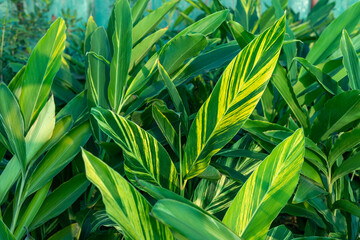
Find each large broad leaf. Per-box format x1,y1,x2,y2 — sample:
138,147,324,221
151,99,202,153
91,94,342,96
182,15,285,179
82,149,174,240
108,0,132,113
223,129,305,239
91,107,179,192
340,29,360,90
0,83,26,173
152,199,241,240
19,18,66,129
310,90,360,142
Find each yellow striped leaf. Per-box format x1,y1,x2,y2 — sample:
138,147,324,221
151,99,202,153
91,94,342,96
91,107,179,192
82,149,174,240
182,15,286,180
223,129,305,240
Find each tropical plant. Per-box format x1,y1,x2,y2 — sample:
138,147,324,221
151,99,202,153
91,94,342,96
1,0,360,239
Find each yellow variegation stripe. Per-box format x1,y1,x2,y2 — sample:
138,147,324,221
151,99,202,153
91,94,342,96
91,107,179,192
82,149,174,240
182,15,286,180
223,129,305,240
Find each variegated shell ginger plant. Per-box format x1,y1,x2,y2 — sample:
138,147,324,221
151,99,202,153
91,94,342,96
81,12,306,240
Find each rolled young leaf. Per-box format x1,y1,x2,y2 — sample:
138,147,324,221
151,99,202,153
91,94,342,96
82,149,174,240
182,15,286,179
223,129,305,239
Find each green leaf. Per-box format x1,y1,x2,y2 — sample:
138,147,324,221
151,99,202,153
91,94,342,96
131,0,150,24
108,0,132,113
157,61,189,132
182,15,286,179
129,28,167,71
8,65,26,99
30,174,90,230
82,149,174,240
265,225,293,240
56,90,87,123
293,176,327,203
14,180,52,240
303,1,360,66
91,107,179,192
340,29,360,90
47,223,80,240
332,151,360,184
19,18,66,129
310,90,360,142
124,10,230,110
0,116,73,205
152,105,179,156
328,128,360,167
228,20,255,49
332,200,360,218
0,83,26,173
132,0,178,45
25,95,55,164
196,165,221,181
159,33,208,75
87,27,110,109
23,121,91,197
152,199,241,240
84,16,97,54
0,218,15,240
296,1,360,92
223,129,305,239
296,57,342,95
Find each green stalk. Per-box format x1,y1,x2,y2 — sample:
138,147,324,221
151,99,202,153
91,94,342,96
10,172,26,233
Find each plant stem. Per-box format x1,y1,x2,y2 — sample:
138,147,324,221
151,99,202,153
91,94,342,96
10,172,26,233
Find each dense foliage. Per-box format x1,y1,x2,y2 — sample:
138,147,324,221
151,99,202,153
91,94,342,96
1,0,360,239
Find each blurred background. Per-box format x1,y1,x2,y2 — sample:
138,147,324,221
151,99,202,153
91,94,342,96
0,0,358,84
0,0,358,26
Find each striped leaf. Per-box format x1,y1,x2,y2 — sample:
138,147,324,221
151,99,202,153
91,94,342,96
223,129,305,240
19,18,66,130
108,0,132,113
91,107,179,192
182,15,286,180
82,149,174,240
